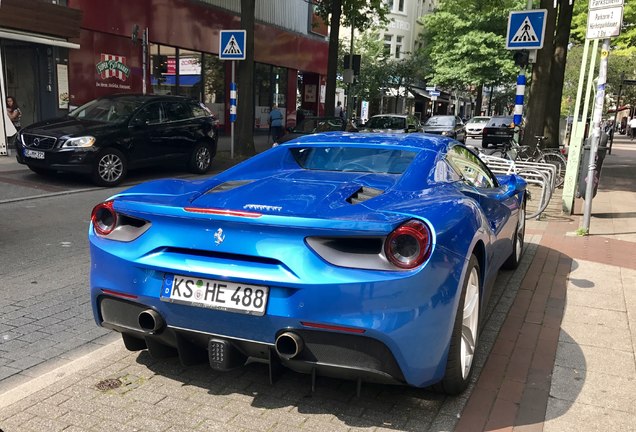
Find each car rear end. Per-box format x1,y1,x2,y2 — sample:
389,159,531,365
88,146,467,388
482,116,515,148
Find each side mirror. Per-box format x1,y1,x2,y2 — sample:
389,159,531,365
497,174,525,198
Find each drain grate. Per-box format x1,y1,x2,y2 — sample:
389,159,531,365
95,378,123,391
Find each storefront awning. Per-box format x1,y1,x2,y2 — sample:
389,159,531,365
410,87,450,103
0,28,80,49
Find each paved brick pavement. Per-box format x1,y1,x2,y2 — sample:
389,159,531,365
0,136,634,432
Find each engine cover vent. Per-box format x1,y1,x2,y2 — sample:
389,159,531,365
206,180,254,194
347,187,384,205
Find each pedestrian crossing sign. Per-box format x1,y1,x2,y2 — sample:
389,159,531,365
506,9,547,50
219,30,246,60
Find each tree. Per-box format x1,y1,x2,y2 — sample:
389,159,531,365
522,0,558,147
418,0,523,114
236,0,256,157
314,0,389,116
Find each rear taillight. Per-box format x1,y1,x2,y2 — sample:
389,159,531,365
384,220,433,269
91,201,117,235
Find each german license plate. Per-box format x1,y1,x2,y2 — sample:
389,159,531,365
24,149,45,159
160,274,268,316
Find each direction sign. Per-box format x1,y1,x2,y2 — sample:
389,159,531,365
429,90,441,97
506,9,548,50
589,0,623,9
586,5,623,39
219,30,246,60
425,86,436,91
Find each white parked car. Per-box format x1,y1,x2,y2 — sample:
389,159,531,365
465,116,491,138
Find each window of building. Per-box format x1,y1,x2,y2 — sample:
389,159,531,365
398,0,405,12
254,63,288,130
176,49,202,100
384,34,393,57
396,36,403,59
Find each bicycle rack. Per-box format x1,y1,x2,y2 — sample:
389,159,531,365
479,154,558,220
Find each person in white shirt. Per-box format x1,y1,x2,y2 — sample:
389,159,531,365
628,116,636,140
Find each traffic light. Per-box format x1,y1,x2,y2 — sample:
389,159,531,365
513,50,529,67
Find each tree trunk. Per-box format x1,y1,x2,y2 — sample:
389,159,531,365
236,0,256,157
475,84,483,116
522,0,557,148
544,0,575,148
487,84,494,115
324,0,342,117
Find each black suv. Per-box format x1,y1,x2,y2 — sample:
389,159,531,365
15,94,218,186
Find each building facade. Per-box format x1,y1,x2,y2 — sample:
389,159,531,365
0,0,81,155
1,0,329,155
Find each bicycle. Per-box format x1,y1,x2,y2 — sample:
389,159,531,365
488,136,567,188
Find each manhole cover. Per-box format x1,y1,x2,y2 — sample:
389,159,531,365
95,378,123,391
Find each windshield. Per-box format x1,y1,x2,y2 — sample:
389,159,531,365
425,116,455,126
468,117,490,124
69,98,144,123
290,147,416,174
365,116,406,130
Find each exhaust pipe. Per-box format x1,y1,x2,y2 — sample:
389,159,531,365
138,309,165,333
275,332,304,360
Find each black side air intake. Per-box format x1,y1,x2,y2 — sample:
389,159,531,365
206,180,254,193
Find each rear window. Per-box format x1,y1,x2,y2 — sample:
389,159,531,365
487,117,513,127
290,147,416,174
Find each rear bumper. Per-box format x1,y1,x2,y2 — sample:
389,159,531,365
98,295,406,385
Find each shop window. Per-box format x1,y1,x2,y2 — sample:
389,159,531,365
202,53,225,119
150,44,177,96
177,49,202,100
254,63,288,130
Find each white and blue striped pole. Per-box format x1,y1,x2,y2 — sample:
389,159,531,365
230,61,236,159
514,73,526,127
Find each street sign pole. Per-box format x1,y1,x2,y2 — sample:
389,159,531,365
219,30,246,159
230,62,236,159
582,39,611,233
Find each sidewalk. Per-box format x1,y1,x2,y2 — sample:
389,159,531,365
456,135,636,431
0,135,634,432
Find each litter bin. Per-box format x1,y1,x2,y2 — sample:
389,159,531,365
577,133,608,199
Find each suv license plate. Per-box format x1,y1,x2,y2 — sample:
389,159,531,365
24,149,45,159
160,274,269,316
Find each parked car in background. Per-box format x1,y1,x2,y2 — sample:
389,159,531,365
422,115,466,143
15,94,219,186
89,132,527,395
465,116,491,138
273,116,346,146
358,114,422,133
481,116,517,148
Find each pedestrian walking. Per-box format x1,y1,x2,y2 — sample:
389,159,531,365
335,101,344,119
268,104,284,143
629,116,636,141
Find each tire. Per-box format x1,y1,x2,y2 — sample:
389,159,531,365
503,198,526,270
434,254,481,395
488,149,507,159
482,141,490,149
92,148,127,187
188,142,212,174
540,152,567,188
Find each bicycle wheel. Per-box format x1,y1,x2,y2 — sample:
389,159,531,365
540,152,567,188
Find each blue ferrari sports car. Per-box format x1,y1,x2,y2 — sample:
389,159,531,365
89,132,526,395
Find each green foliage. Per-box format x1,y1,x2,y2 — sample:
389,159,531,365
314,0,390,32
563,3,636,116
418,0,524,89
570,1,636,56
